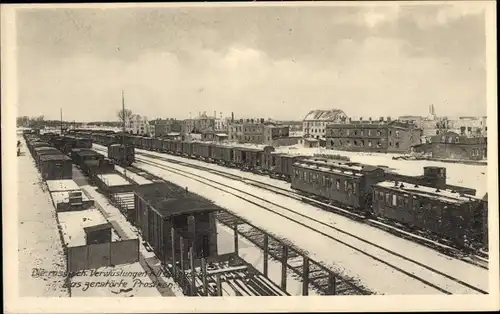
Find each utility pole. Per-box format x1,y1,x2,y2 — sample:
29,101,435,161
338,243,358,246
122,90,126,146
60,108,63,135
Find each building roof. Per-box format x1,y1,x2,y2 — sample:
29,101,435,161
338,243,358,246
134,182,222,218
303,109,346,121
84,222,113,234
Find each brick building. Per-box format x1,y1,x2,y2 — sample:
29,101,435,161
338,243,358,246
152,119,182,137
325,117,422,153
411,131,487,160
227,118,266,144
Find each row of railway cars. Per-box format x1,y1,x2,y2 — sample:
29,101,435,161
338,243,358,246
75,130,488,250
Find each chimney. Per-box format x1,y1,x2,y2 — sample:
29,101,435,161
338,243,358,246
360,117,363,121
231,112,234,121
387,117,391,122
214,111,216,118
380,117,384,122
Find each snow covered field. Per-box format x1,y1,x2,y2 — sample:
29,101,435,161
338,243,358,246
17,137,69,297
133,158,487,295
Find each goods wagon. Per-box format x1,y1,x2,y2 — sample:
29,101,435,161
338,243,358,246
71,149,104,167
269,153,304,181
39,154,73,180
193,142,211,161
28,141,51,157
233,147,265,171
152,138,163,151
134,182,219,262
140,137,153,150
182,142,194,157
172,140,183,155
372,181,487,249
33,147,64,166
108,144,135,166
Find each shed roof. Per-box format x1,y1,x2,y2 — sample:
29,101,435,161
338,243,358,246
84,222,113,234
135,182,221,217
39,154,71,161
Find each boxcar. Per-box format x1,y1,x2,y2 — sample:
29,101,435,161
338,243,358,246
273,154,304,181
182,141,194,157
152,138,163,152
291,160,386,210
162,139,172,153
134,182,219,262
39,154,73,180
139,137,152,150
241,147,265,171
172,140,183,155
372,181,487,248
210,144,224,163
108,144,135,166
197,142,212,161
33,147,64,166
71,149,104,167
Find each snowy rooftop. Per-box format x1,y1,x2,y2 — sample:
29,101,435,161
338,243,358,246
375,181,481,204
51,191,92,208
46,179,81,192
295,162,365,177
58,208,117,247
135,182,222,217
96,173,130,187
303,109,346,121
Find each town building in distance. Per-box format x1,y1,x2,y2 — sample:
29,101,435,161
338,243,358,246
325,117,422,154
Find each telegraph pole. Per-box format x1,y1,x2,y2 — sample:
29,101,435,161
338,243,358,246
122,90,126,146
60,108,63,135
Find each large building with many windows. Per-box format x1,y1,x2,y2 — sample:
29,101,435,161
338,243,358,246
302,109,347,139
325,117,422,153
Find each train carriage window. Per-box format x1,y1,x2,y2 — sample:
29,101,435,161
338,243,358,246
404,198,409,209
336,179,340,190
392,194,397,206
352,183,357,195
385,193,391,205
344,181,348,191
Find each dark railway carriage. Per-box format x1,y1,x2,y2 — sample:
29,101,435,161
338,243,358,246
152,138,163,151
194,142,212,161
108,144,135,166
172,140,183,155
372,181,488,249
134,182,219,262
140,137,153,150
182,141,194,157
271,154,305,181
291,159,386,211
33,147,64,166
39,154,73,180
161,139,172,153
232,147,265,171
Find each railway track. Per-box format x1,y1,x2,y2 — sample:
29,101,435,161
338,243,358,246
90,146,488,295
134,150,488,268
93,145,489,294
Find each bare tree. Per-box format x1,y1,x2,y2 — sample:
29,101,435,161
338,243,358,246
117,109,133,125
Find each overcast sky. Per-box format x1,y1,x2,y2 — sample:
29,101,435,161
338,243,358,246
16,3,488,122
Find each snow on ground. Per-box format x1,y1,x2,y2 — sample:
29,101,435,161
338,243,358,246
17,137,69,297
50,191,92,209
217,223,320,296
96,173,131,187
70,262,162,297
137,161,449,295
114,166,152,185
57,208,120,247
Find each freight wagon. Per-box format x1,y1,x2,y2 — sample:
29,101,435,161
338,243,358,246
33,147,64,167
134,182,219,263
108,144,135,167
39,154,73,181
